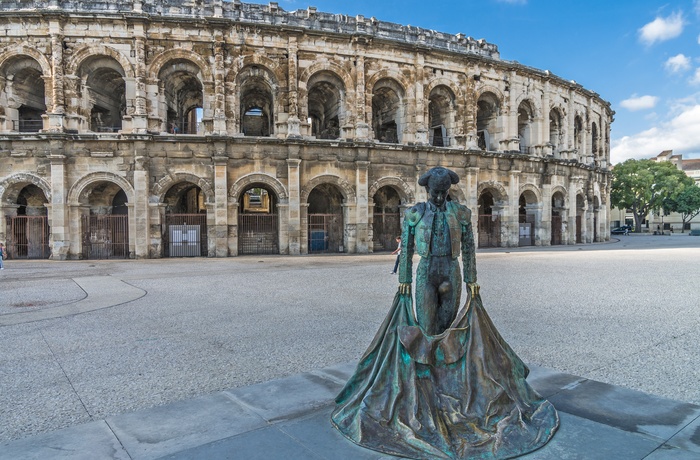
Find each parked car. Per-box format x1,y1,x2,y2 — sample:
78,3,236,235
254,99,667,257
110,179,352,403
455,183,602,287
611,225,631,235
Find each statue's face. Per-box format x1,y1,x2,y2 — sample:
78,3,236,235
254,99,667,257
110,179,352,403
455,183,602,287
428,186,449,208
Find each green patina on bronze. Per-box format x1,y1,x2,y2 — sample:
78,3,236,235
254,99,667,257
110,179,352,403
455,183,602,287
331,166,559,459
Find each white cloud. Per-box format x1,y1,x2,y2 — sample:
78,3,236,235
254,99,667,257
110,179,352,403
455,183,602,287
619,95,659,111
690,68,700,85
639,12,684,45
665,54,691,73
611,102,700,163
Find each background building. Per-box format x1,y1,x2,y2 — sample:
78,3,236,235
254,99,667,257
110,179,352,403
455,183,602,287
0,0,613,259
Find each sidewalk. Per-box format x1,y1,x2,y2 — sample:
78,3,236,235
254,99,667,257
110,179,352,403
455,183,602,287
1,361,699,460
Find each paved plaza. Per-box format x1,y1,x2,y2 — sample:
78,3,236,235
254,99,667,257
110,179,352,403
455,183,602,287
1,234,700,458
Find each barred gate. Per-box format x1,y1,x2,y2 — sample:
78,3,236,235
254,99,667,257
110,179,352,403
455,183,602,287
372,212,401,252
478,214,500,248
164,214,207,257
238,213,279,255
308,213,343,253
576,215,583,243
6,216,50,259
82,214,129,259
551,216,563,245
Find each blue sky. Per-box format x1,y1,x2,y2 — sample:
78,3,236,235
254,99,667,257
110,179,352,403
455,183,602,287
248,0,700,163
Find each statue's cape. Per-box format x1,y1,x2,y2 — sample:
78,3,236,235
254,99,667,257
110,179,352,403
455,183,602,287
331,291,559,459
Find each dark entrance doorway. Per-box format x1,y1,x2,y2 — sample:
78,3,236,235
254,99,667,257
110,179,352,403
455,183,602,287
308,184,344,253
478,191,500,248
163,183,207,257
238,187,279,255
6,184,50,259
372,186,401,252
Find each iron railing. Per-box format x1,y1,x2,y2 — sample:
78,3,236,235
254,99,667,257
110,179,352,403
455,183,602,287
308,213,343,253
238,213,279,255
12,119,43,132
164,214,207,257
6,215,51,259
82,214,129,259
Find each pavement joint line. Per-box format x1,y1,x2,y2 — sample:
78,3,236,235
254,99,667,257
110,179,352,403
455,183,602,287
0,275,146,327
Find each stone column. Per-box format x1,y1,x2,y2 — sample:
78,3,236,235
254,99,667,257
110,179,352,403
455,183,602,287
47,23,65,132
286,158,302,254
213,38,227,134
464,167,479,243
213,154,229,257
132,29,148,133
132,154,150,258
286,34,301,138
413,57,428,145
507,170,520,246
355,161,370,253
49,153,69,259
353,49,370,140
542,79,551,155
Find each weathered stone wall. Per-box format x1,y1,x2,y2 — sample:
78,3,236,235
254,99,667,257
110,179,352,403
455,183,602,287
0,1,613,259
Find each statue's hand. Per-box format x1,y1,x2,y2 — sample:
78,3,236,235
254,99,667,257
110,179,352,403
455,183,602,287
467,282,480,297
399,283,412,295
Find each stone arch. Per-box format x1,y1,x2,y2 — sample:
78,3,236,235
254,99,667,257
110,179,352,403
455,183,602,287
0,173,52,204
65,44,134,79
229,173,288,204
518,183,542,203
368,176,415,205
300,174,356,204
366,69,410,95
425,76,464,102
227,53,285,85
148,49,213,83
0,46,52,78
68,172,135,206
477,180,508,202
299,62,353,95
475,85,505,109
515,94,542,119
152,172,215,205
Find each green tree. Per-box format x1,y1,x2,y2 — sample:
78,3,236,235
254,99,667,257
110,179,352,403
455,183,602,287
666,184,700,232
610,159,693,233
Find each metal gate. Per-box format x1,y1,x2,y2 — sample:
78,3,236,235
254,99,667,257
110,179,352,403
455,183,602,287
551,215,563,245
576,215,583,243
372,212,400,252
164,214,207,257
308,213,343,253
6,215,50,259
518,222,533,246
82,214,129,259
238,213,279,255
478,214,500,248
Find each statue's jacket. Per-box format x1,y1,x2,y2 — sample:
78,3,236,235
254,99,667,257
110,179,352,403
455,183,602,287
399,200,477,285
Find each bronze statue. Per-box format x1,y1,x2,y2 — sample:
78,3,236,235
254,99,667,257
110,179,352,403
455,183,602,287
331,166,559,459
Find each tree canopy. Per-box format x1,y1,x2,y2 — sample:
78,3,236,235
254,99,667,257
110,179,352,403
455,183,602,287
666,184,700,232
610,159,694,232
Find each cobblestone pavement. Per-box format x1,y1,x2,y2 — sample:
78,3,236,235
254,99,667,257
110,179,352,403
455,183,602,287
1,234,699,444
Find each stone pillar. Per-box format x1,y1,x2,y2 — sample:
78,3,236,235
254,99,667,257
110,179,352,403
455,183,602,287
464,167,479,243
542,79,551,156
213,154,229,257
507,170,520,246
542,184,552,246
353,51,370,140
47,24,65,132
49,154,69,259
132,31,148,133
286,158,302,254
132,154,150,258
413,57,428,145
286,35,301,138
213,38,227,134
355,161,370,253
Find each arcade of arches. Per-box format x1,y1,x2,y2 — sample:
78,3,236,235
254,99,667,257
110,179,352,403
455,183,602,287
0,1,611,259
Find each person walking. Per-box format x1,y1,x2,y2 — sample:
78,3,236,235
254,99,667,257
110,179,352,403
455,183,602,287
390,236,401,274
0,242,6,269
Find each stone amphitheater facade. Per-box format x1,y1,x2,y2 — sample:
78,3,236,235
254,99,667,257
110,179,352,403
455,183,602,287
0,0,613,260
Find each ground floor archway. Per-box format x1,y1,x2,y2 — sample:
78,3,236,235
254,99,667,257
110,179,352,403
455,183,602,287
307,183,345,253
238,185,279,255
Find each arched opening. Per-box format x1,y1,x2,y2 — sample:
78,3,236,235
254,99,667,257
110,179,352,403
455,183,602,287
549,109,564,157
307,71,344,140
372,79,404,144
159,59,203,134
79,57,126,133
238,185,279,255
308,183,344,253
1,56,46,132
551,192,565,245
477,92,500,151
517,100,534,154
478,190,500,248
428,85,455,147
6,184,50,258
163,182,207,257
576,194,586,244
80,181,129,259
372,186,402,252
240,72,273,137
518,190,538,246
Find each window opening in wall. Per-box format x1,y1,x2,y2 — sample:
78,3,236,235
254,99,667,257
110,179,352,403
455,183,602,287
17,105,44,132
243,107,269,136
477,93,499,151
372,81,403,144
308,74,343,140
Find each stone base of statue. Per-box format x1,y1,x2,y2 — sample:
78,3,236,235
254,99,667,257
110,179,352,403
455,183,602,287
331,290,559,459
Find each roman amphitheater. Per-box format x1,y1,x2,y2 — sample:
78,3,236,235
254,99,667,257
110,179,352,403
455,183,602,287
0,0,613,260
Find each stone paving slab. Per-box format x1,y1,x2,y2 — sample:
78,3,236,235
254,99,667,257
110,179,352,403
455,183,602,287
2,362,700,460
